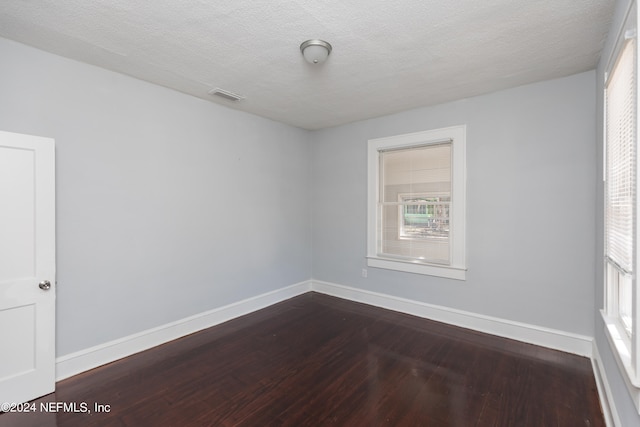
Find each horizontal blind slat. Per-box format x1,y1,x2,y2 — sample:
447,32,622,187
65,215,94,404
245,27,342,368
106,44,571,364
605,37,636,273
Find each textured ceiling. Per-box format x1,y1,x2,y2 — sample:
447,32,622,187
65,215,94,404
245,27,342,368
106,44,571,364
0,0,614,130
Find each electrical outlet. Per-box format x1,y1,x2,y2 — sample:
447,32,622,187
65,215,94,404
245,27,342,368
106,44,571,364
361,268,368,278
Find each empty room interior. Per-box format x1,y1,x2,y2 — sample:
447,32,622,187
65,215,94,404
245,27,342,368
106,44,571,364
2,0,640,426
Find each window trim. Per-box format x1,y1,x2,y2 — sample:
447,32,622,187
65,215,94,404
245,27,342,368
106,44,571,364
367,125,466,280
601,0,640,413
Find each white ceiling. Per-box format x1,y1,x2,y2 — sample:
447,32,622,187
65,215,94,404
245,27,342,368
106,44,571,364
0,0,614,130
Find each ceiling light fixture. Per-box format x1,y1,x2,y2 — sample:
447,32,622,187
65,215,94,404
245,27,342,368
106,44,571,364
300,39,332,64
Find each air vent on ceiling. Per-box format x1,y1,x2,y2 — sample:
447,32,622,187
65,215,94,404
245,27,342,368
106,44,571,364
208,88,245,101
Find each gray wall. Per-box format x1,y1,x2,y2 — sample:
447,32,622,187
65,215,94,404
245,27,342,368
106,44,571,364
595,0,640,425
0,38,313,356
312,71,596,337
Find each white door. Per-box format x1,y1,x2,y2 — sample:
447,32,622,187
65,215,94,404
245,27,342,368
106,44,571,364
0,130,55,405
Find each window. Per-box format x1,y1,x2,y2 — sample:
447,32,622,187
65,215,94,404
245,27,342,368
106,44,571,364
367,126,466,280
605,34,636,339
398,193,450,240
602,1,640,409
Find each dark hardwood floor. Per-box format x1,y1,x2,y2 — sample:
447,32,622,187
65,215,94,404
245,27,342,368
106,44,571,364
1,292,603,426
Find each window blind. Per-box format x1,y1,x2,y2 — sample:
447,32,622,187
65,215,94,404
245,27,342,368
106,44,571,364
378,143,452,264
605,38,636,274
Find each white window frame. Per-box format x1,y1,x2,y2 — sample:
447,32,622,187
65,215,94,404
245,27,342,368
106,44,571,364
601,0,640,412
367,125,466,280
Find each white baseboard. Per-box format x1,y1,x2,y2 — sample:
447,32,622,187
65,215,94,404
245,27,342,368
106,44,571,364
56,278,595,383
55,280,312,381
311,280,593,357
591,341,621,427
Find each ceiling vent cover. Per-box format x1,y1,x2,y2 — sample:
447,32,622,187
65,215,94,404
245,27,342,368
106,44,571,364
208,88,244,101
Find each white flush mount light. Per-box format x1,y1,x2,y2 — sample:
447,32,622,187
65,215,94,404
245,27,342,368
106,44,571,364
300,39,332,64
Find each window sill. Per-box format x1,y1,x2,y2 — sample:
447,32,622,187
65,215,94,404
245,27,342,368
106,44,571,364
600,310,640,413
367,256,466,280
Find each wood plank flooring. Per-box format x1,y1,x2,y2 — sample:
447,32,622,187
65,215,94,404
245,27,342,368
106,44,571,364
0,292,604,426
